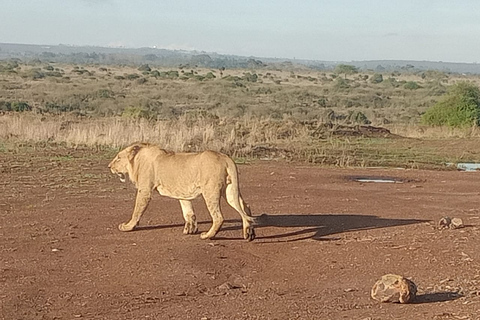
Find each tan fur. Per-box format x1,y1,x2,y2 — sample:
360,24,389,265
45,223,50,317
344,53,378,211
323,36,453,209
108,142,255,241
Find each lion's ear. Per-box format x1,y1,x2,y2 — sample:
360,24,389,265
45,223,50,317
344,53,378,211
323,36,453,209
128,144,142,163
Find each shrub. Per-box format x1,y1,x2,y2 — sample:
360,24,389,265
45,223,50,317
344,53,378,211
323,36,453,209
138,64,151,72
347,110,371,124
166,70,179,78
205,72,216,80
371,73,383,84
0,101,32,112
404,81,420,90
125,73,140,80
421,82,480,127
122,106,154,120
22,68,45,80
96,89,114,98
243,72,258,82
45,71,63,77
334,77,349,89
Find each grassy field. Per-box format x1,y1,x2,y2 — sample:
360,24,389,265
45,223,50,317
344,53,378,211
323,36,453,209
1,61,480,168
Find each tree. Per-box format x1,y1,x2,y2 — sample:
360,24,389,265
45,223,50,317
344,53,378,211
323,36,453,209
421,82,480,127
371,73,383,84
334,64,358,79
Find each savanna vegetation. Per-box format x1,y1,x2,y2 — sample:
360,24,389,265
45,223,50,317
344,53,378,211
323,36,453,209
1,58,480,168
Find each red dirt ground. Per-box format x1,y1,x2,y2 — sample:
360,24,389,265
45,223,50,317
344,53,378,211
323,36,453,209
1,149,480,320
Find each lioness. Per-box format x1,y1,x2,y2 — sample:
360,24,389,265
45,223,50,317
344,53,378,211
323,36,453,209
108,142,255,241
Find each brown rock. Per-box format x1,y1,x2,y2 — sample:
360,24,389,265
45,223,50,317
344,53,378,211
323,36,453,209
371,274,417,303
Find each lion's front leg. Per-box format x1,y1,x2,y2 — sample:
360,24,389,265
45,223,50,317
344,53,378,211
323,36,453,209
179,200,198,234
119,189,152,232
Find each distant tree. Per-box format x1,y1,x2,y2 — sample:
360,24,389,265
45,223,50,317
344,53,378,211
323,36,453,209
138,64,151,72
334,64,358,79
371,73,383,84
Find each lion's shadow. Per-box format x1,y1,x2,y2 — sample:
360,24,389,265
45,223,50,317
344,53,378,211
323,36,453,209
246,213,426,241
137,212,428,242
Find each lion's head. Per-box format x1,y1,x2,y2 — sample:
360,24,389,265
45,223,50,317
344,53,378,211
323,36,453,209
108,143,145,183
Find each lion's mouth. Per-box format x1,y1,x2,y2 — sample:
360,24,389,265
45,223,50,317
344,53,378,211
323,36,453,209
117,172,126,183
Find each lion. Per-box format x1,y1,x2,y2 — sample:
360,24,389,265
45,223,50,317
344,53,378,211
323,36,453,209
108,142,255,241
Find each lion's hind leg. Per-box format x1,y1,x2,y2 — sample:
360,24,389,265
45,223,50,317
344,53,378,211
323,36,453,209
179,200,198,235
225,185,255,241
200,190,224,240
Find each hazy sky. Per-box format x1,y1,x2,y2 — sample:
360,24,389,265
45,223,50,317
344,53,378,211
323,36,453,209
1,0,480,63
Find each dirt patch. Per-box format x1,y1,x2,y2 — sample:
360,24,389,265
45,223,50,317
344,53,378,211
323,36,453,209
1,150,480,319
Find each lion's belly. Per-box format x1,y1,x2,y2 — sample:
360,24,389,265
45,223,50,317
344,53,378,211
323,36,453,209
156,184,201,200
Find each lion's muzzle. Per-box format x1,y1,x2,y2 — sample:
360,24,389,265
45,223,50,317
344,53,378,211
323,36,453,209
108,163,127,183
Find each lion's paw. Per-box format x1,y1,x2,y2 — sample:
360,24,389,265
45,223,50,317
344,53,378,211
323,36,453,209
200,232,212,240
118,223,135,232
183,221,198,235
244,227,256,241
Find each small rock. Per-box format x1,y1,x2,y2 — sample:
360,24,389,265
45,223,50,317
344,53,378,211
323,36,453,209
217,282,235,291
439,217,452,229
450,218,464,229
371,274,417,303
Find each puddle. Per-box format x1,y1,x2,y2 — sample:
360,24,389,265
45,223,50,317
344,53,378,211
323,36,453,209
347,176,406,183
355,178,400,183
448,163,480,172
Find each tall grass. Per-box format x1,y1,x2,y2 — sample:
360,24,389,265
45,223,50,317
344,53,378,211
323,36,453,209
0,114,310,155
3,113,480,169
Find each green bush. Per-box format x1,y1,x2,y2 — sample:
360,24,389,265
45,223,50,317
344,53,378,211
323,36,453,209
243,72,258,82
421,82,480,127
138,64,151,72
205,72,216,80
370,73,383,84
96,89,114,98
404,81,420,90
125,73,140,80
0,101,32,112
122,106,154,120
22,68,45,80
334,77,349,89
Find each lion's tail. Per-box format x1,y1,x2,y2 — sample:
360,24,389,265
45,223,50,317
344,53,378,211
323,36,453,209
225,158,255,224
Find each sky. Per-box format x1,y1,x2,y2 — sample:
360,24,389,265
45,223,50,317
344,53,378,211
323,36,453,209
1,0,480,63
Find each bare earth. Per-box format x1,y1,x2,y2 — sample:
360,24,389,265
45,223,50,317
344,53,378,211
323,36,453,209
1,149,480,320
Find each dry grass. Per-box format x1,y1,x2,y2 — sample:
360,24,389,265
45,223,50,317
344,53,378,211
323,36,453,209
3,113,480,169
0,114,309,155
